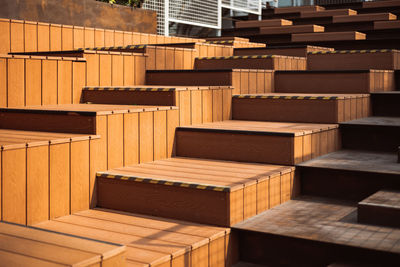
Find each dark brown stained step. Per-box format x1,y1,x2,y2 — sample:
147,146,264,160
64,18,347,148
234,45,334,57
307,49,400,70
292,31,366,42
36,208,231,267
206,36,250,42
194,55,306,71
235,19,293,28
232,93,370,123
260,25,325,35
358,190,400,227
274,5,325,14
96,157,295,227
176,120,339,165
399,146,400,163
374,20,400,30
333,12,397,23
0,221,126,267
275,70,395,93
297,150,400,201
233,196,400,266
146,69,275,95
363,0,400,8
300,9,357,18
371,91,400,117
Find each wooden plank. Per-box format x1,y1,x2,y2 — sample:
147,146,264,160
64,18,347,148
104,30,114,47
0,19,10,54
25,59,42,106
230,190,244,225
85,53,100,86
2,148,26,224
149,34,157,44
165,48,175,70
123,54,135,86
114,31,124,46
0,58,6,107
124,113,139,166
111,54,124,86
202,90,213,123
84,27,95,48
42,59,58,105
7,58,25,107
73,26,84,49
50,143,70,219
146,46,156,70
10,20,24,52
107,114,124,170
27,145,49,225
264,71,274,93
244,184,257,220
240,71,249,94
58,60,73,104
140,33,149,44
123,32,133,46
167,109,179,157
0,249,66,267
191,90,203,125
257,179,269,213
256,71,265,94
99,54,112,86
37,23,50,52
281,172,291,203
62,25,74,50
212,89,223,122
71,140,90,213
222,88,232,121
132,32,140,44
135,55,146,85
24,21,38,52
179,91,191,126
269,175,281,208
139,112,154,163
174,49,184,70
94,29,105,47
232,71,241,95
155,47,166,70
184,49,192,69
73,61,86,104
50,24,62,51
154,110,167,161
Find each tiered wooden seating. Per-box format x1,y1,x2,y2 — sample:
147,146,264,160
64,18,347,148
36,208,231,267
259,24,325,34
149,42,235,58
146,69,274,95
205,37,266,48
307,49,400,70
194,55,306,71
275,70,395,93
291,31,366,42
235,19,293,28
0,221,126,267
234,45,334,57
358,190,400,228
176,120,339,165
96,158,295,226
232,93,370,123
332,12,397,23
0,129,99,225
372,91,400,117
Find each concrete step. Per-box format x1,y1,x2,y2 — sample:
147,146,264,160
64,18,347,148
232,93,370,123
371,91,400,117
96,157,295,227
234,45,334,57
275,70,395,93
292,31,366,42
176,120,339,165
340,117,400,152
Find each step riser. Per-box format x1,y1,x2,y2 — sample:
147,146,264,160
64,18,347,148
292,32,366,42
232,96,370,123
299,167,400,201
372,94,400,116
341,125,400,152
275,71,395,93
259,25,324,35
235,19,293,28
234,46,334,57
358,204,400,228
176,129,340,165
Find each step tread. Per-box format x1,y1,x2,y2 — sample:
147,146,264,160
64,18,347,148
298,150,400,175
359,190,400,208
36,208,228,266
340,116,400,127
233,196,400,254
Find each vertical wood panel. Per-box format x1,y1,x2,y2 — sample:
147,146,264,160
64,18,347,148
0,58,6,107
49,143,70,219
25,59,42,106
70,140,90,213
232,71,241,95
111,54,124,86
222,89,232,121
123,54,134,86
139,112,154,163
212,89,223,122
256,71,264,94
0,19,10,54
27,145,49,225
37,23,50,51
149,34,157,44
154,110,167,161
73,26,84,49
2,148,26,224
123,32,133,46
135,55,146,85
248,71,257,94
174,49,184,70
10,20,24,53
85,53,99,86
73,61,86,104
202,90,213,123
99,54,112,86
183,49,192,69
24,21,38,52
50,24,62,51
114,31,124,46
140,33,149,44
61,25,74,51
179,91,191,126
132,32,141,44
155,47,166,70
58,60,72,104
124,113,139,166
167,109,179,157
146,46,156,70
107,114,124,169
7,58,25,107
191,90,203,125
42,59,58,105
84,27,95,48
104,30,114,47
240,71,249,95
94,29,105,47
165,48,175,70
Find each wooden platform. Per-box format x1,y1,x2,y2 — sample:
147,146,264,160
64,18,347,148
332,13,397,23
0,221,126,267
194,55,306,71
234,45,334,57
97,157,295,227
176,120,339,165
260,25,325,35
292,31,366,42
307,49,400,70
236,19,293,29
358,190,400,228
233,196,400,266
275,70,395,93
36,208,231,267
232,93,370,123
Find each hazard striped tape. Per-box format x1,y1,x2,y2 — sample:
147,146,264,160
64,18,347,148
233,95,340,100
308,49,396,55
97,173,231,192
83,87,176,92
206,40,234,44
85,45,147,51
197,55,276,60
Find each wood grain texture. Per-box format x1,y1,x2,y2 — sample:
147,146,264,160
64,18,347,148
107,114,124,169
139,112,154,163
135,55,146,85
7,58,25,107
73,27,84,49
0,58,7,107
94,29,105,47
166,109,179,157
10,20,24,52
38,23,50,51
111,54,124,86
85,53,100,86
24,22,38,52
99,54,112,86
0,19,10,54
153,110,167,161
25,59,42,106
42,59,58,105
72,61,86,104
84,28,95,48
50,24,62,51
123,54,135,86
124,113,139,166
57,60,72,104
70,140,90,213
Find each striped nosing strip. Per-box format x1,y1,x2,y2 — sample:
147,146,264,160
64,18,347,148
308,49,395,55
233,95,339,100
83,87,176,92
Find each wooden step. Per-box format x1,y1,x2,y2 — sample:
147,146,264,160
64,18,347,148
176,120,339,165
233,196,400,266
0,221,125,267
260,25,325,35
36,208,231,267
298,150,400,201
307,49,400,70
232,93,370,123
333,13,397,23
235,19,293,29
82,86,233,125
97,157,295,227
0,130,99,225
146,69,274,95
292,31,366,42
371,91,400,117
194,55,306,71
340,117,400,152
358,190,400,227
300,9,357,18
374,20,400,30
275,70,395,93
234,45,334,57
363,0,400,9
274,5,325,14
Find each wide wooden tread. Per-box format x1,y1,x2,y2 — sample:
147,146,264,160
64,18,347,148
0,221,125,267
36,208,229,267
